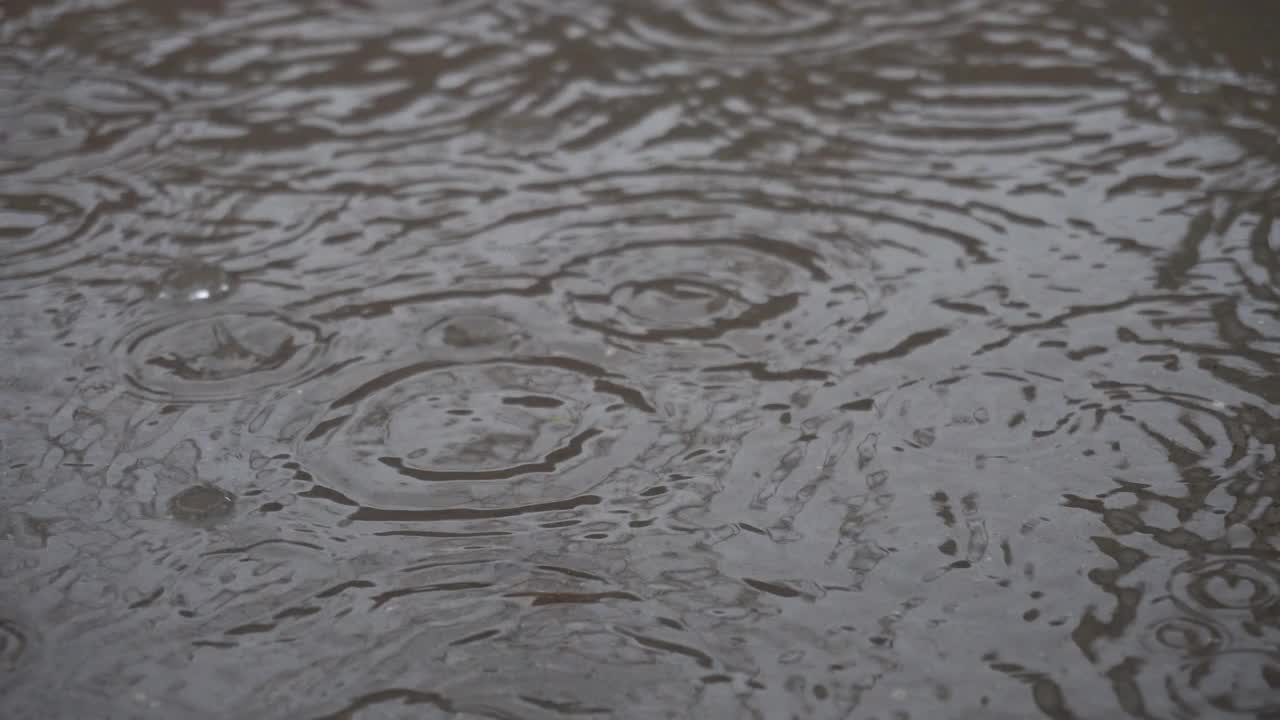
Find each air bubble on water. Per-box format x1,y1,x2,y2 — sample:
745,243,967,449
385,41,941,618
156,257,235,303
168,484,236,524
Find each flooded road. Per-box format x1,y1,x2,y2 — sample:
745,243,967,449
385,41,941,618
2,1,1279,717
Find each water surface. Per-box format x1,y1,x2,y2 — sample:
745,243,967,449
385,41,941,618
2,1,1279,718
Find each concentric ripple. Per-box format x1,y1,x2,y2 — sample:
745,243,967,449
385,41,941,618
0,99,91,165
0,52,169,173
325,0,499,25
0,619,28,679
1169,556,1280,616
115,305,333,402
1143,615,1229,657
3,0,1278,717
313,174,886,370
299,358,656,510
1163,650,1280,718
558,233,860,344
872,367,1101,466
0,188,99,282
618,0,976,63
553,235,874,370
626,0,843,59
451,185,884,369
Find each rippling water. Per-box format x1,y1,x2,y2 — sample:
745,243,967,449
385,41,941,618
2,1,1279,717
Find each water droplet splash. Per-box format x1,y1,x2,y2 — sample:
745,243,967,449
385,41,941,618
115,305,332,402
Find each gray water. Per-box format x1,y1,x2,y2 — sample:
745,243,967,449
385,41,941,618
2,1,1279,718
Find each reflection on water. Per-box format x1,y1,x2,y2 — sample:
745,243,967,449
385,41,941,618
1,0,1279,717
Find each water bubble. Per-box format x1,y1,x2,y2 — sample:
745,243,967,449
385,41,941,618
156,258,236,303
428,314,530,356
168,484,236,524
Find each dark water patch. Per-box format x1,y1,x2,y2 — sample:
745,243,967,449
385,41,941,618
312,688,453,720
505,590,643,606
201,538,326,557
346,494,603,523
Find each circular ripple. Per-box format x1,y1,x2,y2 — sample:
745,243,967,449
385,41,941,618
311,170,927,371
115,305,332,403
559,236,841,341
327,0,496,24
874,368,1100,465
1143,615,1229,657
0,81,96,167
0,619,28,675
616,0,997,66
300,358,655,509
0,105,90,163
623,0,860,61
0,188,101,283
537,216,878,368
0,53,168,171
1166,650,1280,717
1169,556,1280,615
